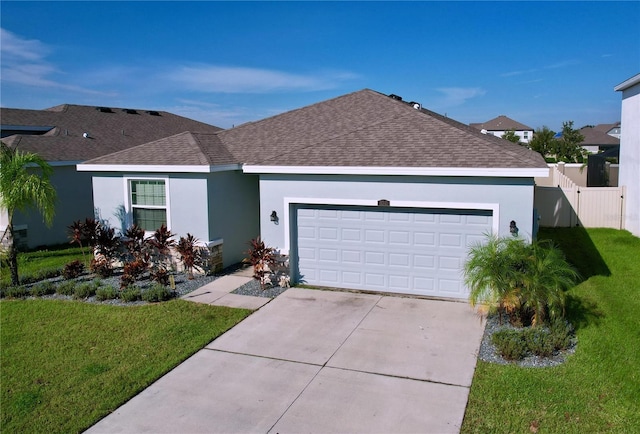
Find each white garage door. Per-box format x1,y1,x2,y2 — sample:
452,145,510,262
295,206,492,299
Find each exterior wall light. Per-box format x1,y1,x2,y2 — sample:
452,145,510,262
270,211,279,224
510,220,519,237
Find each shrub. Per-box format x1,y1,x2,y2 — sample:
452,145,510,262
94,224,120,264
491,329,528,361
95,286,118,301
90,254,113,278
31,280,56,296
150,268,170,286
19,268,62,285
73,282,97,300
120,259,147,289
523,328,555,357
63,260,85,279
56,280,77,296
3,285,29,299
464,235,579,327
176,233,202,279
548,319,574,351
243,236,276,289
141,284,173,302
120,286,141,302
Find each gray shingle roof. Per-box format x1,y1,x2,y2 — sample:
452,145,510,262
470,115,534,132
0,104,222,162
579,127,620,146
85,132,238,166
81,89,546,170
219,89,546,168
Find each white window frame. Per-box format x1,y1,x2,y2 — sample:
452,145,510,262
123,175,171,233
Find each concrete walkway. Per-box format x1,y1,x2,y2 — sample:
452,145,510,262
87,280,486,434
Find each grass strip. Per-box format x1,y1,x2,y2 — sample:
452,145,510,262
1,299,251,433
461,228,640,433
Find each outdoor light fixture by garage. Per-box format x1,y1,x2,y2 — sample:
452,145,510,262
270,211,279,224
510,220,519,237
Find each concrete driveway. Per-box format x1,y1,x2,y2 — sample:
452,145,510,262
87,288,485,433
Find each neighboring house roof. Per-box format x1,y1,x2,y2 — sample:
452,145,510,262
592,122,620,135
0,104,222,162
470,115,534,132
579,126,620,146
81,89,547,171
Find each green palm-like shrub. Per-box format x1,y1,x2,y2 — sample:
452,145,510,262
464,234,579,327
519,240,580,326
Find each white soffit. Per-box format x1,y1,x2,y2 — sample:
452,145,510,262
242,165,549,178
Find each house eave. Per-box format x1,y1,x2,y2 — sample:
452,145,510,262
76,163,242,173
614,73,640,91
242,165,549,178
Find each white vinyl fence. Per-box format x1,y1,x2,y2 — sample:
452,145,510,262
535,166,626,229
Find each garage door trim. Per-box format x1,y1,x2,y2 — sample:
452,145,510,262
281,197,500,254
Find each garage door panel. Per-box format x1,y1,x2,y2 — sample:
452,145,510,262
414,232,436,246
439,233,463,247
295,207,492,299
365,230,385,243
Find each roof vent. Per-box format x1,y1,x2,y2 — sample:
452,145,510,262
409,101,421,110
146,110,161,116
96,107,113,113
389,94,403,101
123,109,138,114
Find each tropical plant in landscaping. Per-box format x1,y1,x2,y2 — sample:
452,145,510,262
518,239,580,326
464,234,579,327
464,234,525,323
0,141,57,286
145,224,175,283
244,236,276,289
175,233,201,279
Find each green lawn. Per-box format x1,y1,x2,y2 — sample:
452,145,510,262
1,245,85,287
1,299,252,433
462,228,640,433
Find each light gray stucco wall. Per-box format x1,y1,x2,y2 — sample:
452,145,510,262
13,165,94,249
91,171,260,267
207,171,260,266
619,82,640,237
258,174,536,253
92,173,209,242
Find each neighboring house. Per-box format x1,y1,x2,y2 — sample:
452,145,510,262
0,104,222,248
470,115,534,144
579,126,621,154
593,122,621,139
615,73,640,237
79,89,548,300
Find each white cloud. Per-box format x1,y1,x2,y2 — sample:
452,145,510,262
0,27,111,96
435,87,486,107
166,65,358,93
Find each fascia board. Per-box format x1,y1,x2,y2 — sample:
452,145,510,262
76,164,242,173
242,165,549,178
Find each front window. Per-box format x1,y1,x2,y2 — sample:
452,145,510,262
130,180,166,231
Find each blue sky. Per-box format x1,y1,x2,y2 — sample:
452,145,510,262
1,1,638,131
